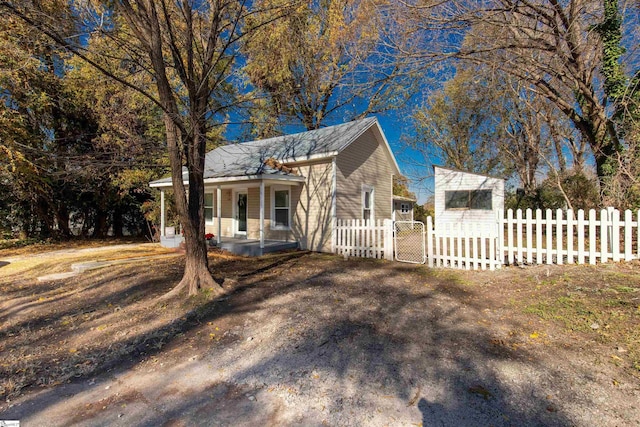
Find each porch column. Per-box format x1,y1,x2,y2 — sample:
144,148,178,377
259,180,265,249
216,185,222,244
160,189,165,237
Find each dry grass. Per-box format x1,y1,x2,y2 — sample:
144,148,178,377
0,246,307,400
0,237,148,258
1,243,639,406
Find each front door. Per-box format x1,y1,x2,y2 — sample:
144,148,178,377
235,191,247,236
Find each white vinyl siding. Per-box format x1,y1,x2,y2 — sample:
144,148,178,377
434,167,504,235
335,127,393,221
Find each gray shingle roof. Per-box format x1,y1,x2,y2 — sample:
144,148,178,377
150,117,377,186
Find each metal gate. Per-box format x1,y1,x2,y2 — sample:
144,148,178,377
394,221,426,264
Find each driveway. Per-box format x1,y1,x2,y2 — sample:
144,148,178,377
1,251,639,426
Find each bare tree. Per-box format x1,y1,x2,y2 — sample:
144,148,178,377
396,0,638,197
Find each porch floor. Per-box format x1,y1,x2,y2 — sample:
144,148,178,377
212,238,299,256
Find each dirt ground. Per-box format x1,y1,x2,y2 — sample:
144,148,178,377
1,243,639,426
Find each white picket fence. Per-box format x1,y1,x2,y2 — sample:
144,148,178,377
500,208,640,265
334,208,640,270
334,219,394,260
425,217,502,270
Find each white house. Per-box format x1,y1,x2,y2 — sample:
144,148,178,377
150,117,403,255
433,166,504,235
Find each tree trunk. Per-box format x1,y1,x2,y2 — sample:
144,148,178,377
163,116,222,297
55,204,72,238
113,204,124,238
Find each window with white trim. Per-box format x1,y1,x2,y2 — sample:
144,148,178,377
400,202,411,213
204,193,214,224
271,186,290,229
362,185,374,221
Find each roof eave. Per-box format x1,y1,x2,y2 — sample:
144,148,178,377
150,174,305,188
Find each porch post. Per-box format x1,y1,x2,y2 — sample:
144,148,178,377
331,157,337,252
160,189,165,237
216,185,221,244
259,179,265,249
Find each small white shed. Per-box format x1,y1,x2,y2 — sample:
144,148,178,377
434,166,504,235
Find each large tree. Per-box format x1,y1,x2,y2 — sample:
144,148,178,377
243,0,417,133
1,0,286,295
397,0,638,199
0,6,165,239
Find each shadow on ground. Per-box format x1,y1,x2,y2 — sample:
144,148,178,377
1,252,598,426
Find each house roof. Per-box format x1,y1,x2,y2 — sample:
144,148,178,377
433,165,505,181
393,195,417,202
150,117,401,187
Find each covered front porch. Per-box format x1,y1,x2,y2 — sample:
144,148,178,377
211,237,299,256
153,173,305,256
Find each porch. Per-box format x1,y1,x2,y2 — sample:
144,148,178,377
211,237,299,256
153,173,306,255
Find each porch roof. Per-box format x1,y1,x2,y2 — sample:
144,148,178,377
150,172,305,188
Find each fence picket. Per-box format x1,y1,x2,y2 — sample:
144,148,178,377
467,225,473,270
546,209,553,265
516,209,523,264
567,209,574,264
497,209,505,267
536,209,543,264
612,210,620,262
507,209,514,265
624,211,633,261
427,217,434,268
456,222,463,269
481,233,487,270
589,209,597,264
442,223,449,267
577,210,585,264
526,209,533,264
489,230,496,271
600,210,608,263
556,209,563,265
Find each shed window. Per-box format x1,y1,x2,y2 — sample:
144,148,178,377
400,203,411,213
445,190,492,210
362,185,374,221
204,193,214,224
272,187,290,229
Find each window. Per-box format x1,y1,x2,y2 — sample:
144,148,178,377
204,193,214,224
272,186,290,229
445,190,492,210
400,203,411,213
362,185,374,221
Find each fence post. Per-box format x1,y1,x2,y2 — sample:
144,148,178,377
426,216,434,268
497,208,504,267
589,209,597,264
507,209,514,265
600,209,609,264
556,209,563,265
577,209,585,264
526,208,533,264
383,219,394,261
546,209,553,265
612,209,620,262
566,209,574,264
624,210,633,261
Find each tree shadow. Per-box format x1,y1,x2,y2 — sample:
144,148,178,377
1,255,603,426
0,261,8,269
